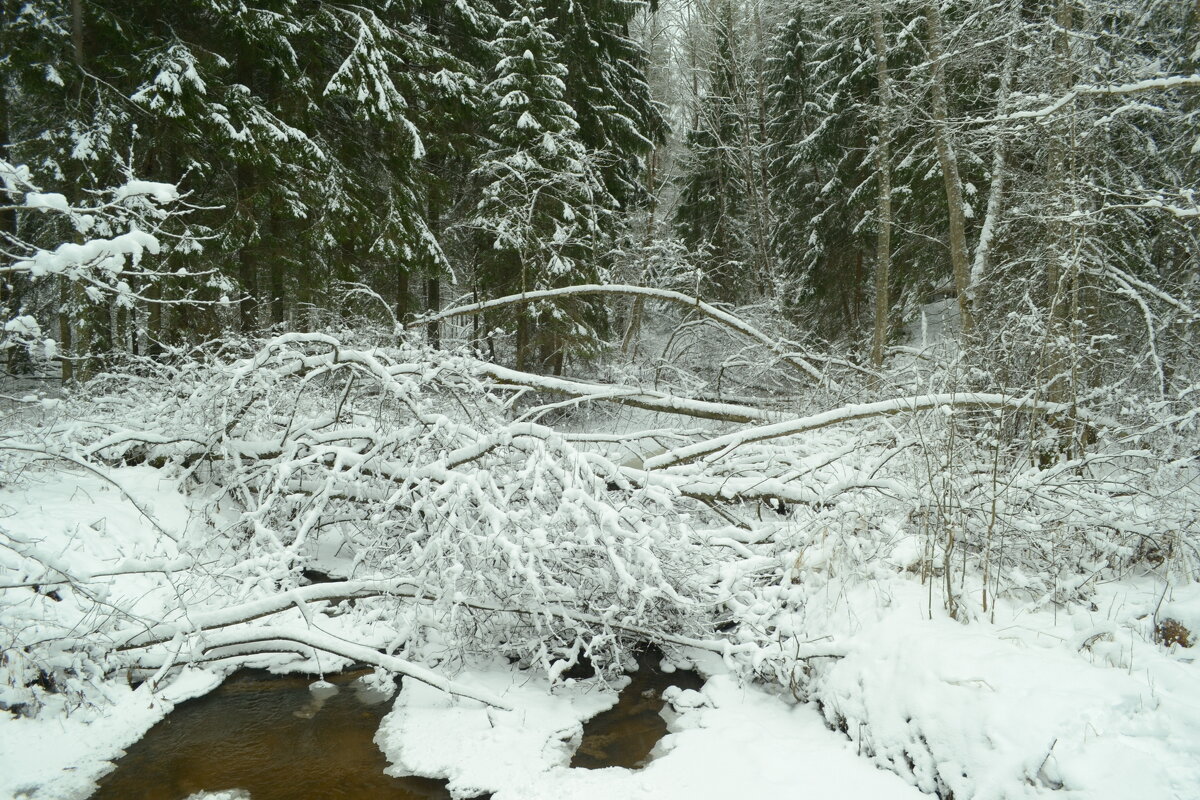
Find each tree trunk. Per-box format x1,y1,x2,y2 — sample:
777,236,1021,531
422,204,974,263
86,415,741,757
146,281,163,357
235,49,260,335
925,0,974,334
58,283,73,382
870,0,893,371
426,184,443,348
70,0,85,66
0,82,14,314
426,277,441,349
516,313,531,372
237,175,259,336
621,296,645,354
396,265,410,323
57,0,84,380
268,215,285,328
969,2,1017,297
1044,0,1076,407
1189,0,1200,73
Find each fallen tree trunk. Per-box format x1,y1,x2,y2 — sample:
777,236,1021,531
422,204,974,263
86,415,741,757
645,393,1071,469
477,362,780,424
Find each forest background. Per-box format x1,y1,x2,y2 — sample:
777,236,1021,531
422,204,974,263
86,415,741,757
2,0,1198,391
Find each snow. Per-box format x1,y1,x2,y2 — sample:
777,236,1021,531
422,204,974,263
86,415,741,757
3,332,1198,800
1001,73,1200,122
0,466,217,800
362,578,1195,800
500,675,926,800
23,192,71,213
517,110,541,130
3,315,41,338
112,179,179,205
376,661,625,798
0,662,220,800
643,392,1067,470
376,663,927,800
795,577,1200,800
13,228,162,277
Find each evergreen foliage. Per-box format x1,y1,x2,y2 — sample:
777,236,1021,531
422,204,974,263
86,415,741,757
2,0,664,372
673,0,750,302
472,0,616,370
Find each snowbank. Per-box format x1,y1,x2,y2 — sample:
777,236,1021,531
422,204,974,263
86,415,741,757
375,661,625,797
0,668,220,800
806,579,1200,800
377,661,927,800
374,576,1200,800
0,466,222,799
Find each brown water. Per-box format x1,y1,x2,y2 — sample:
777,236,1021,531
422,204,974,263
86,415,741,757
92,657,703,799
90,670,451,800
570,656,704,770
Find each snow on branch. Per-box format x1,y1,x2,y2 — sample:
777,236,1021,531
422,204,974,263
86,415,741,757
477,361,780,423
7,322,1197,727
64,335,717,686
1,160,183,283
644,393,1070,469
133,625,512,709
990,73,1200,123
115,579,423,649
1,159,215,363
407,284,840,388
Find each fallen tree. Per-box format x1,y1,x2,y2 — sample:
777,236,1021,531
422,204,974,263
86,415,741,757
3,297,1197,725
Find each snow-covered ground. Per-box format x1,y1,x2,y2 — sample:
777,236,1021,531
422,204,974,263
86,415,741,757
1,667,220,800
802,578,1200,800
0,467,224,799
371,580,1200,800
377,658,928,800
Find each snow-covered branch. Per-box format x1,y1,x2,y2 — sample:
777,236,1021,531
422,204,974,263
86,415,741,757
644,393,1070,469
407,284,839,387
992,74,1200,122
476,361,780,423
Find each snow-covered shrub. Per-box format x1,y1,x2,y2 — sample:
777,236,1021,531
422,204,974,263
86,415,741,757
0,447,190,719
674,384,1200,685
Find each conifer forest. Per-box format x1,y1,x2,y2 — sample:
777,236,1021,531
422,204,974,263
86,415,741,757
2,1,1199,798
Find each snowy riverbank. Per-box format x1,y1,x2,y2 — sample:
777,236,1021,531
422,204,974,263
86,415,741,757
3,464,1197,799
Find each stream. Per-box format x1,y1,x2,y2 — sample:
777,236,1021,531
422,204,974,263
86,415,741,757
91,670,448,800
91,657,702,800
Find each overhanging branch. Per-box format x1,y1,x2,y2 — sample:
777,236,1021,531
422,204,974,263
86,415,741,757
407,284,840,388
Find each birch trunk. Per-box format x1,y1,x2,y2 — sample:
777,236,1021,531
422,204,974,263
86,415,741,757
969,4,1017,293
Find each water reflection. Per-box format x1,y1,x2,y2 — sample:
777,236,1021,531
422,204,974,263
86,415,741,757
570,656,704,770
91,670,450,800
92,654,705,799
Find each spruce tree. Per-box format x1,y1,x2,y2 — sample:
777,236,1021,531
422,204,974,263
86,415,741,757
472,0,616,371
764,0,940,346
674,0,751,303
544,0,667,210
